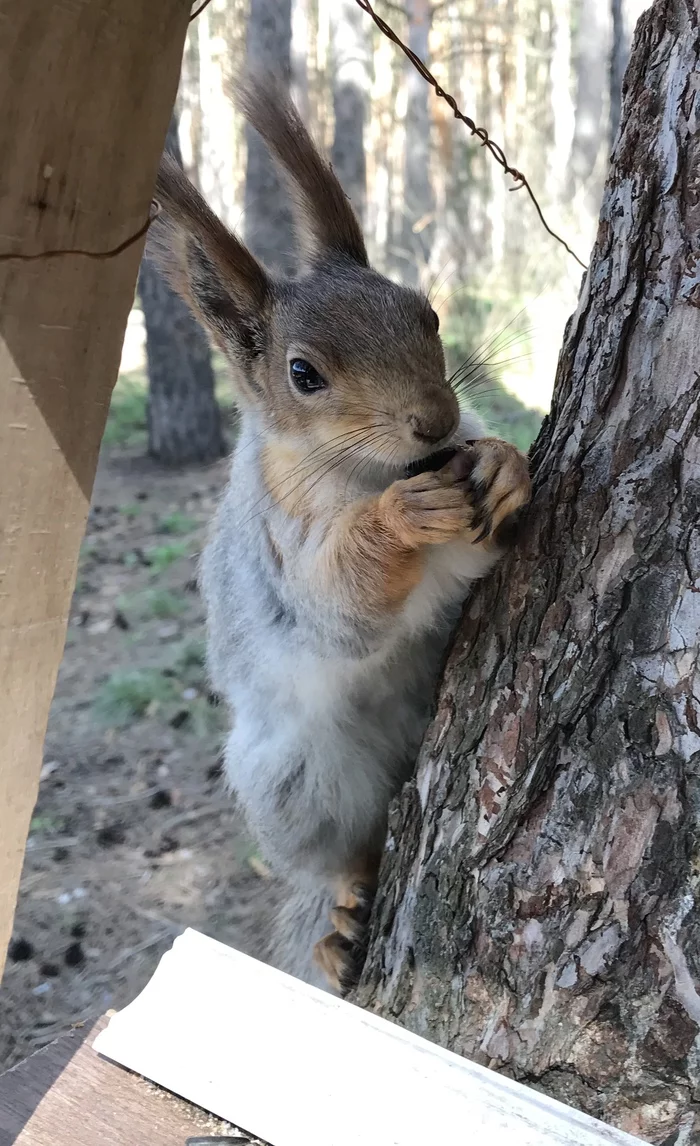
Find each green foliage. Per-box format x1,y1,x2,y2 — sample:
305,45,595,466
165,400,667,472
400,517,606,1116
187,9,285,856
103,355,233,454
184,695,224,739
174,638,207,671
145,542,189,573
93,669,178,726
80,540,99,561
103,371,148,448
157,511,198,536
474,388,543,453
119,588,187,621
119,503,144,520
30,814,63,834
441,296,544,452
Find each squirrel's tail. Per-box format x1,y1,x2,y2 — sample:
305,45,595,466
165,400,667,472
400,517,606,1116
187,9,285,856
265,883,337,993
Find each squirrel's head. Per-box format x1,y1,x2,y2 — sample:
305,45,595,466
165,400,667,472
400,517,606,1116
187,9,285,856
148,76,459,478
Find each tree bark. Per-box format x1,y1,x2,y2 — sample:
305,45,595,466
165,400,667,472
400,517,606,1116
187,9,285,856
357,2,700,1142
244,0,295,273
140,117,226,467
330,0,370,229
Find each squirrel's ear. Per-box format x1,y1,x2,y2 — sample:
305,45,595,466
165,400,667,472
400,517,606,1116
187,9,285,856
146,153,271,360
237,72,368,268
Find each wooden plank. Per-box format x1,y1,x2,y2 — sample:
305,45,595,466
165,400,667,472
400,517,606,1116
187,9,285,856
0,1016,234,1146
95,929,651,1146
0,0,192,976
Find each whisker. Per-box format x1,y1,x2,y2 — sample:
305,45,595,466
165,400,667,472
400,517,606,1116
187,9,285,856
237,427,379,523
241,427,398,527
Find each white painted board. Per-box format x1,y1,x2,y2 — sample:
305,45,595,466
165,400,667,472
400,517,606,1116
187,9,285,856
94,928,650,1146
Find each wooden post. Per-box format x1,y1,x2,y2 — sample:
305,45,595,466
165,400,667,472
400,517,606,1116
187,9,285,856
0,0,192,978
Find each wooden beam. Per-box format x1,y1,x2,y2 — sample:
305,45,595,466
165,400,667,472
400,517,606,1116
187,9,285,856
0,1016,232,1145
0,0,192,977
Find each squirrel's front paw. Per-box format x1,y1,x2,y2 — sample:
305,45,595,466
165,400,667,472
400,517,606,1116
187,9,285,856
380,470,473,547
313,882,373,996
455,438,531,546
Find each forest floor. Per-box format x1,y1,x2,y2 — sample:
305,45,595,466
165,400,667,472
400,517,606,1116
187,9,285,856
0,318,544,1070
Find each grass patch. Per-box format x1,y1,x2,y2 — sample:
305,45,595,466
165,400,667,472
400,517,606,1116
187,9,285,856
103,371,147,448
119,588,187,622
30,814,63,834
157,511,198,536
119,502,144,520
93,669,178,726
174,638,207,671
145,542,189,573
104,350,234,453
184,696,225,739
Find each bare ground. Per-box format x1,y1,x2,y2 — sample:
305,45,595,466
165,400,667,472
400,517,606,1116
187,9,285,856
1,443,270,1070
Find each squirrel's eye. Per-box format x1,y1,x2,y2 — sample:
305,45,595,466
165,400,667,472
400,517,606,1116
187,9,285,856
289,358,328,394
430,309,440,333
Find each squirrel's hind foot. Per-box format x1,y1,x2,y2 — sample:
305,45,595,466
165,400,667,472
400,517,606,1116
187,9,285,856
314,881,374,996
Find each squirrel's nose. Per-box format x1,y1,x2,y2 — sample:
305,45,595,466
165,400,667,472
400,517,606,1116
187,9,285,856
409,413,454,445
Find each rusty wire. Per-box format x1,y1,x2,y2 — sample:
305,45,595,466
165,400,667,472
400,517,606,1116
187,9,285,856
354,0,586,270
1,0,584,270
189,0,215,19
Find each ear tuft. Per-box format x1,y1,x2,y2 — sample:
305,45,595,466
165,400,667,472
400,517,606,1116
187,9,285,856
145,154,270,360
237,72,368,268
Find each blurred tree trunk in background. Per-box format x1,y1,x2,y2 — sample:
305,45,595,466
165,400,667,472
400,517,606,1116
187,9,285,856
244,0,295,272
292,0,311,122
330,0,370,227
139,117,226,467
397,0,435,285
569,0,611,216
178,0,248,222
196,0,238,224
610,0,627,146
357,2,700,1142
366,2,406,272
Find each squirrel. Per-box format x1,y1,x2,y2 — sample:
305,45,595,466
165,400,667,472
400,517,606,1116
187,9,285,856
147,75,531,996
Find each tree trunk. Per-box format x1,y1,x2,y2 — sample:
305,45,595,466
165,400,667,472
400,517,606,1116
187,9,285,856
357,2,700,1142
140,117,226,467
397,0,435,285
569,0,611,216
610,0,627,147
244,0,295,273
330,0,370,229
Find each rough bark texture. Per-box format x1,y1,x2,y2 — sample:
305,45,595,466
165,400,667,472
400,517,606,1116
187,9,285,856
331,0,369,228
244,0,295,273
140,118,226,467
357,2,700,1142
